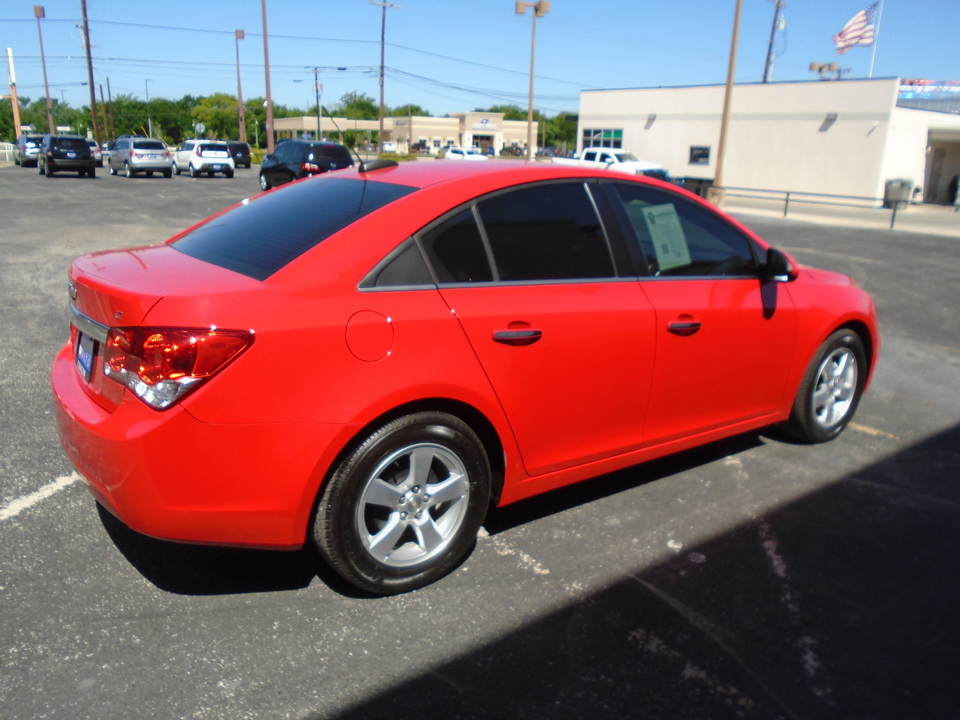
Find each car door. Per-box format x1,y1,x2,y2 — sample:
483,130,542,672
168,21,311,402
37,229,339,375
175,141,193,169
426,181,658,477
606,181,798,444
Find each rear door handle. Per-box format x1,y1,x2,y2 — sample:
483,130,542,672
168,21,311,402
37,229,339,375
493,329,542,346
667,321,701,336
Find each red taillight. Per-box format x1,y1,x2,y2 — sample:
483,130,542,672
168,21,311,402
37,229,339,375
103,327,253,410
301,163,322,173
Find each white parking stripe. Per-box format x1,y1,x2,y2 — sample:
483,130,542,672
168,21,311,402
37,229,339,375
0,473,81,522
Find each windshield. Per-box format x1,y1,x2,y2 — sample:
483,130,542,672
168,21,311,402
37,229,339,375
173,177,416,280
614,152,640,162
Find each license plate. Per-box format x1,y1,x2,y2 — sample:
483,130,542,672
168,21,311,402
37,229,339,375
213,165,222,171
76,331,96,383
148,154,157,159
67,152,77,158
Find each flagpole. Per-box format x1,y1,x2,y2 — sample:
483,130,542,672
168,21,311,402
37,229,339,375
868,0,885,78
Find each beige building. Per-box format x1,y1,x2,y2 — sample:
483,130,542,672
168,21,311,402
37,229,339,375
577,78,960,205
274,112,537,155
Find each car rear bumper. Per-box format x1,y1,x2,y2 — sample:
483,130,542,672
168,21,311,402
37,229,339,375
51,342,347,549
130,157,173,171
194,161,234,173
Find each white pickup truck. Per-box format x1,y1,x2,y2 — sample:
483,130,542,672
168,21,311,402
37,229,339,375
552,148,670,181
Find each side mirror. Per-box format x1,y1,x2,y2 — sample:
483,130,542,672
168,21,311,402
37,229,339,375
764,247,798,282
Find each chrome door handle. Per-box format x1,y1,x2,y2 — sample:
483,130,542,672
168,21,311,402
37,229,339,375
493,329,542,346
667,321,701,336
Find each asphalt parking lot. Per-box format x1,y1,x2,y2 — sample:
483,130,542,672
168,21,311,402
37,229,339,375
1,164,959,720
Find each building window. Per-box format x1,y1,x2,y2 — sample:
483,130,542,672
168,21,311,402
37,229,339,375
582,128,623,149
689,146,711,165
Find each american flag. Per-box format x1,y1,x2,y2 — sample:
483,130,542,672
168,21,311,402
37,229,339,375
833,3,878,54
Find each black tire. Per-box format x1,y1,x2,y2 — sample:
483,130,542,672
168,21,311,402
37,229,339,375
172,162,181,176
189,165,198,178
88,167,96,178
784,328,867,443
225,169,234,178
259,173,270,191
313,412,491,595
124,162,133,178
109,164,117,176
146,170,154,177
44,163,52,177
163,169,172,178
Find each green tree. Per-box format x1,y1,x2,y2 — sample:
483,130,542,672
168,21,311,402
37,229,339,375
388,103,431,117
474,104,526,120
192,93,243,140
334,92,378,120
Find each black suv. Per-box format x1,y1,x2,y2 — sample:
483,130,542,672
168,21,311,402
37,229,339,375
38,134,97,178
227,141,252,169
259,140,354,191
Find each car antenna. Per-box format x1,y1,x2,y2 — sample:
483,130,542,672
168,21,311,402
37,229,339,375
320,104,397,174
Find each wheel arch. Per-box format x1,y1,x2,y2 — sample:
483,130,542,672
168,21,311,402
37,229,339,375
836,318,878,388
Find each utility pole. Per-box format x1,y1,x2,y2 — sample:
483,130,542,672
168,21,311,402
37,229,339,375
235,29,247,143
762,0,785,83
34,6,54,133
261,0,275,153
371,1,399,153
5,48,23,138
308,66,322,139
106,76,114,138
80,0,101,148
711,0,743,204
515,0,549,161
144,79,152,137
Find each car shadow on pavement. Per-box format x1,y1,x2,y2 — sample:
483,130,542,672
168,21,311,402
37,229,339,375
95,503,366,597
326,422,960,720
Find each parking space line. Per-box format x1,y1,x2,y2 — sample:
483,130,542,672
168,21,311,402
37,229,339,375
0,473,80,522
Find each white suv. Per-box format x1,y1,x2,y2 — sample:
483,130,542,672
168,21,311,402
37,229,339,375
172,140,235,178
444,146,489,161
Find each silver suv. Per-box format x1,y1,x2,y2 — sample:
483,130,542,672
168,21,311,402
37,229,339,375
172,140,235,178
108,137,173,178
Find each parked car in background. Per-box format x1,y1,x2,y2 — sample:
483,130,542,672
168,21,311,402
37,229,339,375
499,145,525,157
381,141,396,153
109,137,173,178
52,161,878,596
227,141,251,169
38,134,97,178
14,134,44,167
410,141,430,153
258,139,353,190
444,146,489,161
86,139,103,167
172,140,235,178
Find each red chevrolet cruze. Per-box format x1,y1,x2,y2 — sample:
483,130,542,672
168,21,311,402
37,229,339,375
52,160,879,594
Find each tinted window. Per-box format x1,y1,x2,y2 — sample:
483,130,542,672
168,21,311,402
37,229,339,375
54,137,88,150
477,182,615,281
200,143,227,153
134,140,165,150
420,209,492,284
173,177,416,280
361,239,434,288
611,182,757,277
313,144,353,167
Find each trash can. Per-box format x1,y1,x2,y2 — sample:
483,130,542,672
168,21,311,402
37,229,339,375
883,178,913,208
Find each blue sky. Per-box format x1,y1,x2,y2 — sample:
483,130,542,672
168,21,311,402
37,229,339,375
2,0,958,117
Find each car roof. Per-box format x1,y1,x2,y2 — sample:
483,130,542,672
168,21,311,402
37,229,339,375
342,158,632,190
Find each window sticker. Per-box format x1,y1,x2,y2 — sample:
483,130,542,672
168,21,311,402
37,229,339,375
641,203,691,272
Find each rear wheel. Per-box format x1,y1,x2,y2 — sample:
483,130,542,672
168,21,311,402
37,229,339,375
44,163,52,177
225,169,234,179
172,162,181,176
109,164,117,176
88,167,96,178
163,169,172,178
785,329,867,443
189,165,198,178
313,412,491,595
259,173,270,191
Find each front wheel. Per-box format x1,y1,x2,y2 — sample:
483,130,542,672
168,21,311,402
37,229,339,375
189,165,198,178
124,162,133,178
313,412,491,595
172,162,181,176
785,329,867,443
109,164,117,176
259,173,270,191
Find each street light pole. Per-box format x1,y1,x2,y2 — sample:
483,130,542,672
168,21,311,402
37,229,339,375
370,1,399,153
235,29,246,143
79,0,101,147
308,67,322,139
515,0,549,161
33,6,54,134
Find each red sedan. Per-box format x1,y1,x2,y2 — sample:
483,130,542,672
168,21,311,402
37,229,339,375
52,160,879,595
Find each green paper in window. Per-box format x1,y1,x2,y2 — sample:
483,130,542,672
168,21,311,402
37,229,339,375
641,203,691,272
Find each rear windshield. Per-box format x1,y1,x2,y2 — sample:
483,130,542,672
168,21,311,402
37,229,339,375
200,143,227,153
173,177,416,280
134,140,166,150
55,138,88,150
312,144,354,167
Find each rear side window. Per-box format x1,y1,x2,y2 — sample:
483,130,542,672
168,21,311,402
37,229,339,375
421,209,493,283
173,177,416,280
315,145,354,167
476,182,615,281
134,140,165,150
